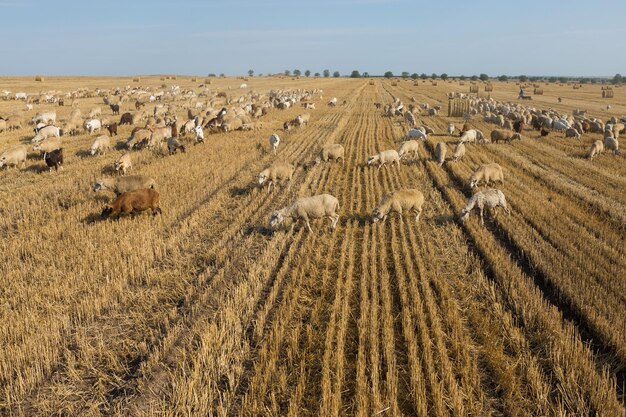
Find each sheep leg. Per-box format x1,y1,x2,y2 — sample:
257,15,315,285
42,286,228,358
305,218,313,233
479,207,484,225
415,208,422,223
331,214,339,229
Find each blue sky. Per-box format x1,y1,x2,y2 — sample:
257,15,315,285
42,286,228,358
1,0,624,76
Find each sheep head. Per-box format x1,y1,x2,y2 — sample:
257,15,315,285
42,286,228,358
366,155,379,166
460,208,470,221
269,209,285,228
371,208,386,223
92,181,104,192
257,173,268,186
469,177,478,188
100,206,113,219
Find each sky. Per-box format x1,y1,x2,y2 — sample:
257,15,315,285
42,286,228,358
1,0,625,77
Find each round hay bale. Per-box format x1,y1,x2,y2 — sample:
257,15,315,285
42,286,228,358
133,77,141,82
35,75,44,82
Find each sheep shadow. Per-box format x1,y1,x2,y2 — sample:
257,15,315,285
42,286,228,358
75,149,92,158
243,225,275,237
230,183,256,197
23,164,48,173
92,193,112,203
114,141,128,151
100,164,118,175
81,213,102,225
433,214,456,226
344,213,369,226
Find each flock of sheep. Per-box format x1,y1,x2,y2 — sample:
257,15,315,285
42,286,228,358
0,81,622,231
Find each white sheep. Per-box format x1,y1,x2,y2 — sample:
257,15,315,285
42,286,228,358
84,118,102,134
258,162,295,193
435,142,447,166
92,175,156,195
33,137,62,155
269,194,340,232
406,127,427,141
269,133,280,154
371,189,424,223
469,163,504,188
604,135,619,155
31,125,61,144
114,153,132,175
404,111,416,128
460,129,484,144
367,149,400,171
451,142,466,162
460,189,511,225
587,140,604,159
90,135,111,156
328,97,337,107
398,140,419,161
447,123,455,136
0,145,28,169
315,144,345,164
194,125,205,143
296,113,310,127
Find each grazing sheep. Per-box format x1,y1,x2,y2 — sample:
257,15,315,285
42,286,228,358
564,128,581,140
106,123,118,136
101,188,161,219
367,149,400,171
469,163,504,188
314,143,345,164
166,137,186,154
404,111,416,127
460,129,484,144
587,140,604,159
460,189,511,225
93,175,156,195
31,125,61,143
84,118,102,134
269,194,340,232
540,128,550,137
148,126,171,149
513,120,525,133
90,135,111,155
44,148,64,171
490,129,522,144
114,153,132,175
6,116,23,131
296,113,310,127
398,140,419,161
0,145,27,169
88,107,102,119
109,104,120,115
451,142,466,162
194,125,205,143
269,133,280,154
119,112,133,125
447,123,455,136
33,137,62,155
428,108,438,116
32,111,57,125
406,127,427,141
126,129,151,149
435,142,447,166
258,162,295,193
604,135,619,155
371,189,424,223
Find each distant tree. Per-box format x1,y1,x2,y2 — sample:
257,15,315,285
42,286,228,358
284,70,291,76
519,75,528,82
411,73,419,79
363,72,370,77
431,73,438,79
579,78,589,84
401,71,410,78
548,76,558,83
440,73,448,80
208,73,216,77
323,69,330,77
589,78,597,84
350,70,361,78
384,71,393,78
470,75,478,81
558,76,569,83
333,71,340,77
293,69,302,76
258,73,263,77
314,72,321,77
305,70,311,77
459,75,466,80
248,69,254,77
479,73,489,81
498,75,508,81
420,73,428,80
219,73,225,77
613,73,623,84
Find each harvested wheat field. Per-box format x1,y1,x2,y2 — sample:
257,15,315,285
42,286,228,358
0,76,625,416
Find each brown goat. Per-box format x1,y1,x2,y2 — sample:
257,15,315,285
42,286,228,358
101,188,161,219
106,123,118,136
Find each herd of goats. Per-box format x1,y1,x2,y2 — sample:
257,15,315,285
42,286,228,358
0,82,623,229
